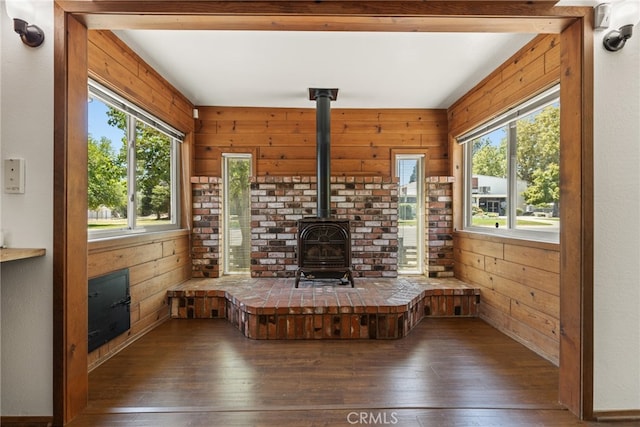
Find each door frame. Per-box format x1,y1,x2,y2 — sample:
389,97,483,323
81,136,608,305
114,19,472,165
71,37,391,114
53,2,593,424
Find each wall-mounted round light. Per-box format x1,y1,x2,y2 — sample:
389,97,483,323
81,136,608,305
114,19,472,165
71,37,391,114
603,24,634,51
5,0,45,48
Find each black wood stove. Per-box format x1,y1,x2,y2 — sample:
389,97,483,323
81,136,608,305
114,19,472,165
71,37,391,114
295,88,354,287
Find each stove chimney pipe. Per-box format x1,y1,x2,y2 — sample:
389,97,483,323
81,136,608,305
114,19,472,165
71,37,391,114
309,88,338,218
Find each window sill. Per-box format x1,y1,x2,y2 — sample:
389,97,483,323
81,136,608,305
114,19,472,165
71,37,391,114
454,229,559,250
88,228,189,252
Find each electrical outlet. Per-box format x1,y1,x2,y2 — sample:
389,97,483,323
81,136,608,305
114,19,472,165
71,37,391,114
4,158,25,194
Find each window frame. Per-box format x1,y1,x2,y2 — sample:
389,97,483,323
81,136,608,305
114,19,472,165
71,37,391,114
394,152,425,275
222,153,253,275
459,85,560,243
87,80,184,241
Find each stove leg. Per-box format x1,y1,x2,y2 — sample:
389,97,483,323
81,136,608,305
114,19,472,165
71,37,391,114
295,269,302,288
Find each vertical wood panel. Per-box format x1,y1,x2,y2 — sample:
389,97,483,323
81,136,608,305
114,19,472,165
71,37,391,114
559,16,594,419
53,8,88,425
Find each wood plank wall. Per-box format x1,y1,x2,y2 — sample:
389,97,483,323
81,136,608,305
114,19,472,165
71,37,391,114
448,34,561,364
194,107,448,177
87,30,194,369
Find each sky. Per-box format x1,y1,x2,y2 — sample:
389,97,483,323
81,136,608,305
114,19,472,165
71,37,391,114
88,97,126,151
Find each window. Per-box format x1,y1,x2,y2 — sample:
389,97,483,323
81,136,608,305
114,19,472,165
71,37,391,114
459,85,560,242
395,154,424,274
223,154,252,274
87,80,183,239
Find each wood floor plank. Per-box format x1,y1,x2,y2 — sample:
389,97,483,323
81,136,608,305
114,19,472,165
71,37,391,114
67,318,630,426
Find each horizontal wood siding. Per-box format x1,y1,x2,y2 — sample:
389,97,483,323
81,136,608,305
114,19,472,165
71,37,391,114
87,231,191,370
454,232,560,364
88,30,193,132
448,34,561,364
448,34,560,138
195,107,448,177
87,30,194,369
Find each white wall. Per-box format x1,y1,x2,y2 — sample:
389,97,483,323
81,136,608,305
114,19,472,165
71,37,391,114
593,2,640,411
0,0,54,416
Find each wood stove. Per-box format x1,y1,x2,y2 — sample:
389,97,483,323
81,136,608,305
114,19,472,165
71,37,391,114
295,218,354,287
295,88,354,287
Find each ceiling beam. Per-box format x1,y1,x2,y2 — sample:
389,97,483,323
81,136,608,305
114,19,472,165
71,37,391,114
76,14,576,33
57,1,586,33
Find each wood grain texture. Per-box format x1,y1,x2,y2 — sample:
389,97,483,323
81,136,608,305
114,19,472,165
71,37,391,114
0,248,46,262
53,9,89,425
454,232,560,365
559,16,594,419
87,231,191,371
195,107,448,177
88,30,193,132
64,318,624,427
448,33,563,368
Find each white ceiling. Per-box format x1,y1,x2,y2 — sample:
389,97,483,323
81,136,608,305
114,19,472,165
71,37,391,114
113,0,597,110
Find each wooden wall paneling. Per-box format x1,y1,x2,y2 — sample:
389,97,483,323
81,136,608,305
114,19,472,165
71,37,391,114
53,7,89,425
87,232,191,370
453,232,561,365
88,30,193,132
195,107,449,177
448,34,560,137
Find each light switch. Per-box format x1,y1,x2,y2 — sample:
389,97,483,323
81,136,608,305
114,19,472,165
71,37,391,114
4,158,25,194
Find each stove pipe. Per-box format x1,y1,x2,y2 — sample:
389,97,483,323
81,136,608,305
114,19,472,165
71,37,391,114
309,88,338,218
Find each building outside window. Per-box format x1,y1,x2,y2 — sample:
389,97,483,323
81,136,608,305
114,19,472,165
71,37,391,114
459,85,560,242
87,80,183,239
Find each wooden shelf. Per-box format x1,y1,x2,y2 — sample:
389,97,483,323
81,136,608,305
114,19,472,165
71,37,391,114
0,248,46,263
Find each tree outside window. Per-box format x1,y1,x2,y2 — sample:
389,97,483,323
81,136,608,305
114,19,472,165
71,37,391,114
464,86,560,239
87,90,180,237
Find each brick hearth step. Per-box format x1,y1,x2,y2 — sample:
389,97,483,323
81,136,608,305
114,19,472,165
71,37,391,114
167,277,479,340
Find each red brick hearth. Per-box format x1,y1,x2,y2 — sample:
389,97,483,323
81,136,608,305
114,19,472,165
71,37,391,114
167,277,479,340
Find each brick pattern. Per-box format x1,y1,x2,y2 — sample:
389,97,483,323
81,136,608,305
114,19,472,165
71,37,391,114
191,177,222,278
250,176,398,279
167,277,479,340
425,177,455,277
191,175,453,278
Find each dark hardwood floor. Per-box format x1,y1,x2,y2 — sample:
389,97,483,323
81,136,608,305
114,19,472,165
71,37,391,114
68,318,627,426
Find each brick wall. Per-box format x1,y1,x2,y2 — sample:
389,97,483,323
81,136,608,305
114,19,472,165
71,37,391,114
192,175,455,279
425,177,455,278
251,176,398,278
191,177,222,278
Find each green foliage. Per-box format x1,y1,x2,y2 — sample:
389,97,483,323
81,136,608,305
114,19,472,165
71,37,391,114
472,137,507,178
517,106,560,206
408,164,417,183
87,135,125,211
228,158,251,215
227,158,251,270
135,122,171,216
106,108,172,218
150,183,171,219
399,203,415,220
523,163,560,206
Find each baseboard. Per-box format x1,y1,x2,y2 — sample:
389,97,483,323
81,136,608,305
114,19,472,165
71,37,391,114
0,416,53,426
594,410,640,421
